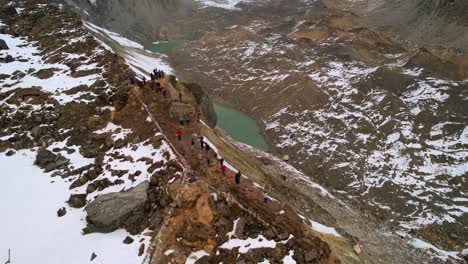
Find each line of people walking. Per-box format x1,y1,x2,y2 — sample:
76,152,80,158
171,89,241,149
133,67,269,204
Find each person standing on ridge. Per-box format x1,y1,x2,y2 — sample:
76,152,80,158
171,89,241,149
176,128,183,141
179,116,185,126
199,136,204,149
179,92,183,103
142,76,146,86
235,170,241,184
221,164,227,175
150,72,154,81
219,157,224,167
162,88,167,98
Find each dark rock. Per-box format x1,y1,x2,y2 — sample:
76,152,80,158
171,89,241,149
90,252,97,261
4,55,13,63
123,236,134,244
35,149,57,167
278,231,290,240
86,183,97,194
0,39,8,50
70,174,90,189
123,212,147,235
57,207,67,217
0,6,18,18
87,169,98,180
149,174,159,186
67,193,87,208
138,243,145,256
85,181,149,233
5,150,15,156
34,68,57,79
79,145,98,158
44,159,69,172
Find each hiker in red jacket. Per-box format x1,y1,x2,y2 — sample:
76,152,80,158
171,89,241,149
221,164,227,175
176,128,183,141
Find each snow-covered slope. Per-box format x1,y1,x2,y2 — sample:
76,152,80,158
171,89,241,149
0,150,150,263
0,2,177,263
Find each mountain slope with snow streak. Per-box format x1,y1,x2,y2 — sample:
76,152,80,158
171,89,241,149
171,0,468,254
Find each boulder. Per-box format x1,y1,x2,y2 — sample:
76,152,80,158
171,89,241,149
85,181,149,233
67,193,87,208
4,55,13,63
34,149,57,167
0,39,8,50
33,68,57,79
282,155,289,162
138,243,145,256
123,236,134,244
44,159,69,172
57,207,67,217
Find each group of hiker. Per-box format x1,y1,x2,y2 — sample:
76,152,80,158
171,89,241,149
150,68,165,80
134,67,269,204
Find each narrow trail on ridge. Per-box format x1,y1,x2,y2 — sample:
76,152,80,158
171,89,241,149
131,75,339,263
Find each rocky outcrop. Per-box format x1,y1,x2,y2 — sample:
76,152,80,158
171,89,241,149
183,82,217,128
405,47,463,80
0,39,8,50
35,148,70,172
67,193,87,208
85,181,149,234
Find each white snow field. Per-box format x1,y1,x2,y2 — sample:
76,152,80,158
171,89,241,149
0,151,150,264
83,21,174,77
194,0,259,9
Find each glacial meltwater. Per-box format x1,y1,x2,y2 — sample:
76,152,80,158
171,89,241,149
144,40,188,55
214,103,269,151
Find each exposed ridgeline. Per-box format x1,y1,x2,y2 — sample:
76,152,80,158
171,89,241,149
365,0,468,51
